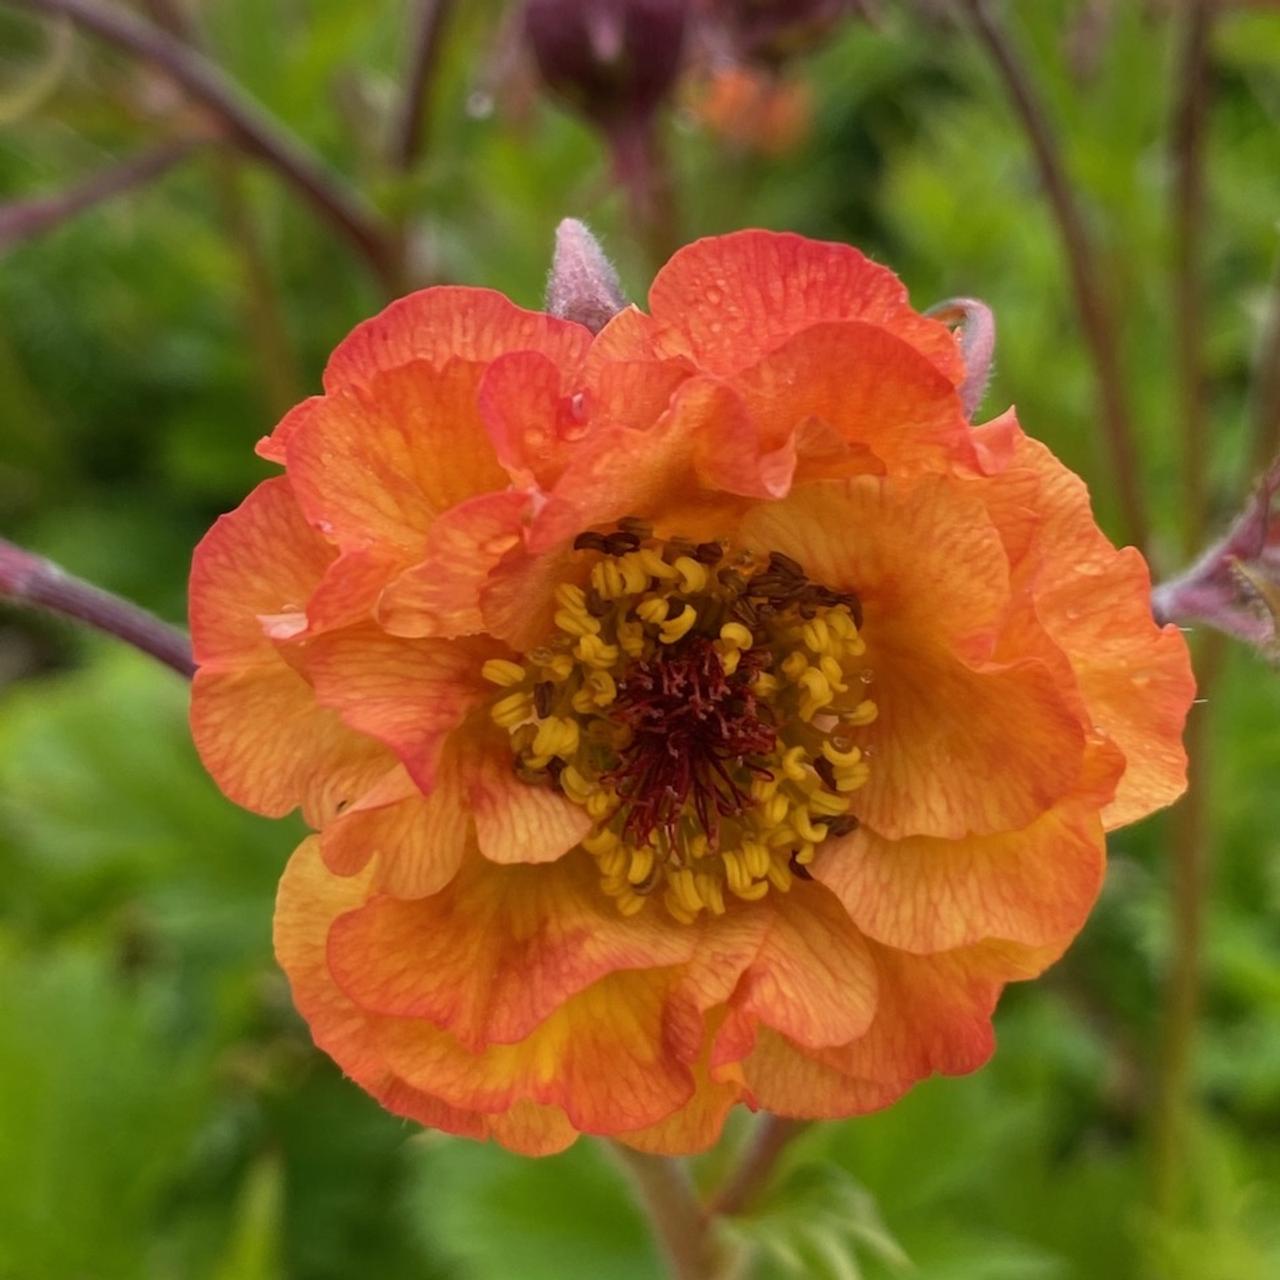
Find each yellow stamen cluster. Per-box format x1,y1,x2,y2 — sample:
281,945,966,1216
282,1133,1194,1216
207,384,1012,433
482,522,878,923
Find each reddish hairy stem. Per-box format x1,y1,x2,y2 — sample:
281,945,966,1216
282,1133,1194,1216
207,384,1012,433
0,138,197,251
1171,0,1213,556
1152,632,1224,1217
958,0,1149,553
392,0,455,173
1250,255,1280,476
1152,0,1216,1220
707,1115,810,1218
2,0,398,287
0,538,194,678
607,1144,716,1280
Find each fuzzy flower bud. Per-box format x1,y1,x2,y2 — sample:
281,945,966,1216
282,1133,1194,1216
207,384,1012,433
1153,460,1280,658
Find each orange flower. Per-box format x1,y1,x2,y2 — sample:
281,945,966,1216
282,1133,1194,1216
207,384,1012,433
190,231,1194,1156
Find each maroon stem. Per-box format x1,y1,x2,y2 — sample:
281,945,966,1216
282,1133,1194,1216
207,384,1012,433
607,1145,716,1280
0,138,197,252
706,1115,810,1218
1251,256,1280,476
1152,0,1217,1221
392,0,455,173
2,0,398,287
1171,0,1213,555
958,0,1149,553
610,118,680,272
0,538,194,678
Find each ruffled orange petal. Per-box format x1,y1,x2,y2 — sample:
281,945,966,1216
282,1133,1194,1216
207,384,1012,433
189,478,387,820
322,285,592,391
303,626,494,791
286,359,510,555
318,753,469,896
374,969,694,1133
973,417,1194,829
730,321,976,479
328,852,696,1053
739,1031,903,1119
707,887,878,1062
461,729,593,864
189,476,334,667
813,753,1112,953
643,230,965,383
191,665,384,822
742,476,1086,839
275,837,578,1153
377,491,531,640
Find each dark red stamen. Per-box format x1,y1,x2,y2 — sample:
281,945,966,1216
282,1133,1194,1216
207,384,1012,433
605,638,776,849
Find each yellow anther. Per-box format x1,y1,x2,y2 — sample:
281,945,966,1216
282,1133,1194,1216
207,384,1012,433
554,608,600,637
546,653,576,681
531,715,579,759
663,889,697,925
616,890,647,917
764,791,790,827
750,776,779,802
491,690,533,727
659,604,698,644
791,807,828,843
729,877,769,902
780,650,809,680
742,840,770,879
635,597,670,625
802,618,831,654
668,868,703,915
561,765,597,805
827,609,854,637
584,669,617,707
808,789,851,817
628,844,656,885
695,873,726,915
794,842,816,866
598,844,628,878
721,649,742,675
781,745,809,782
582,827,618,856
686,833,710,860
638,548,678,580
818,654,848,692
618,553,651,594
586,789,615,819
555,582,588,611
591,558,625,599
766,856,793,893
798,668,834,720
752,672,779,698
844,698,878,726
719,621,753,650
821,740,863,767
673,556,709,593
836,764,871,792
600,873,629,897
720,849,750,894
616,618,645,657
575,633,620,669
481,658,526,687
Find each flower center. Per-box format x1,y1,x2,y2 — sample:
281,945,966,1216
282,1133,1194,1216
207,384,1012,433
482,520,878,922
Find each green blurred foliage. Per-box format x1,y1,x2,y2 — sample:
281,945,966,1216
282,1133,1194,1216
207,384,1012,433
2,1,1280,1277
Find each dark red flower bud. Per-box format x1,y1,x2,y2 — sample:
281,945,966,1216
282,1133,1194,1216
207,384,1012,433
524,0,689,131
704,0,869,68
